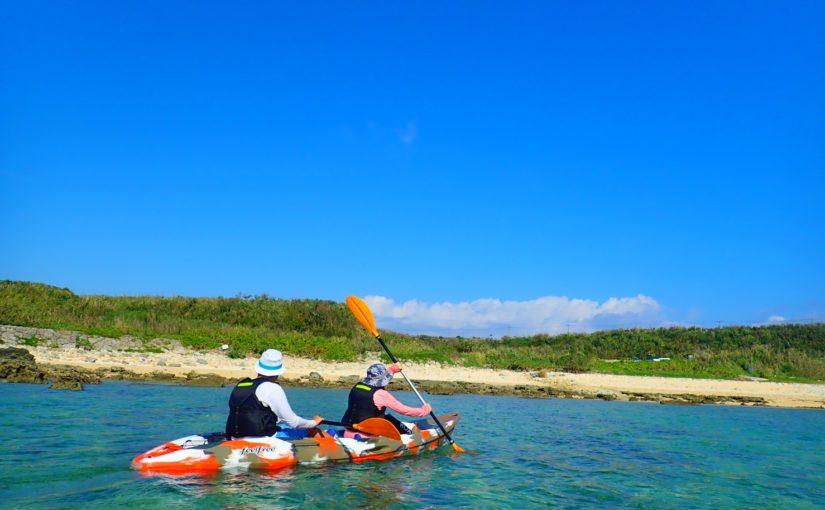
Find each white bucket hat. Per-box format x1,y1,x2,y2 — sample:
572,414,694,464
256,349,285,376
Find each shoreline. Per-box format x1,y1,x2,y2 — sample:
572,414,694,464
2,325,824,408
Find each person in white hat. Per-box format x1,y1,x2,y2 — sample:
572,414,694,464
225,349,324,438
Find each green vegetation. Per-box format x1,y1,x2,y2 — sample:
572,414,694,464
21,335,43,347
122,347,165,354
2,281,823,382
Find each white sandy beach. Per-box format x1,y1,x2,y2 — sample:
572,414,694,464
20,343,825,409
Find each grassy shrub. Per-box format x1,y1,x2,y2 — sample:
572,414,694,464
1,281,823,382
21,335,43,347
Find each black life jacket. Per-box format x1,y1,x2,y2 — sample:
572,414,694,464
340,383,385,425
225,377,281,438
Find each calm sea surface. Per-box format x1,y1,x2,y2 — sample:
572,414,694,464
1,381,823,509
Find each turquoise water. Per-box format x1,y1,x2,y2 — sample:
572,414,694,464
1,381,823,509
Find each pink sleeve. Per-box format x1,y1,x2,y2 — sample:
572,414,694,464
373,389,430,417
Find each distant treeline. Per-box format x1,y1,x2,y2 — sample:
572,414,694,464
2,281,823,382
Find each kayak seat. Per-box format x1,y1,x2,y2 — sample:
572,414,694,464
275,428,309,440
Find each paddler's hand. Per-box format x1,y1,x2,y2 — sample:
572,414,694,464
388,363,402,374
421,403,432,414
313,415,324,426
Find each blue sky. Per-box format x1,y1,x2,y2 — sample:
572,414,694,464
2,1,823,336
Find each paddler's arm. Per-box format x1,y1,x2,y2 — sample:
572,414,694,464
256,382,322,429
373,388,432,417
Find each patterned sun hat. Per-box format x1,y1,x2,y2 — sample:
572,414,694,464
362,363,393,387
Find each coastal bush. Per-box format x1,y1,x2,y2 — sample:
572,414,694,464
227,346,246,359
556,352,594,373
2,281,823,382
590,357,744,380
21,336,43,347
459,352,487,368
123,347,164,354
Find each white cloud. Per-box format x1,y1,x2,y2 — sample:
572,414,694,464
768,315,786,323
363,294,662,337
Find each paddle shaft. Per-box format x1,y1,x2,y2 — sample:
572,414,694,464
376,335,459,447
345,294,463,452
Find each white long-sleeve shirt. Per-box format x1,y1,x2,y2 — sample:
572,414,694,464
255,381,316,429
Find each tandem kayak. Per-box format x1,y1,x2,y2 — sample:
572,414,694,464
132,413,461,474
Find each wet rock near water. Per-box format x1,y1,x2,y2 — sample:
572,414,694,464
408,379,578,399
266,375,598,401
285,372,332,389
93,366,132,380
0,347,48,384
0,348,101,390
617,391,769,406
185,372,229,387
46,365,102,385
49,379,84,391
336,375,360,386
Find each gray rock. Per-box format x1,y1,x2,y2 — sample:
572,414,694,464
185,372,227,387
92,338,119,351
49,379,84,391
0,347,48,384
167,340,186,353
336,375,360,385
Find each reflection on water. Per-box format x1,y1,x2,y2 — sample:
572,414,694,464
142,454,445,509
152,467,298,508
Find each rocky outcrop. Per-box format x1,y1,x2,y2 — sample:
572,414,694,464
0,347,48,384
184,372,229,387
46,365,102,387
49,379,84,390
0,347,100,390
0,324,185,353
623,392,766,406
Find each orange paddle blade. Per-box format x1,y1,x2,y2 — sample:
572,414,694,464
353,417,402,440
346,295,379,337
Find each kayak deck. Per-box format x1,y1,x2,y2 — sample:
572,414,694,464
132,413,460,474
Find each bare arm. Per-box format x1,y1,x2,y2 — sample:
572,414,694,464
373,389,431,417
255,382,318,429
